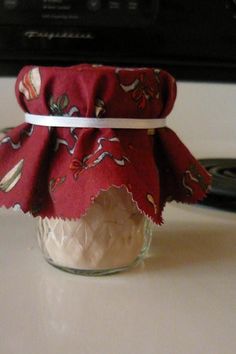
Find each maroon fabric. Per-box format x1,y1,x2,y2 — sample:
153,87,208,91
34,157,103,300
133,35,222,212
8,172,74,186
0,64,211,224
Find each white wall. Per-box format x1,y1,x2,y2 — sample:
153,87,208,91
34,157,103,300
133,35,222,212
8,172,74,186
169,82,236,158
0,77,23,127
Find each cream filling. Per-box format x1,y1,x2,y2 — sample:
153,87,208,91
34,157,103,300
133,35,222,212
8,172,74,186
38,187,148,270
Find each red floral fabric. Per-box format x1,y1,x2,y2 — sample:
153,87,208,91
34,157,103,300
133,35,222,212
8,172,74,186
0,64,211,224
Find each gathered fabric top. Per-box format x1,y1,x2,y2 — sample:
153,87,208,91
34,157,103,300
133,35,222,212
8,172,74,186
0,64,211,224
16,64,176,119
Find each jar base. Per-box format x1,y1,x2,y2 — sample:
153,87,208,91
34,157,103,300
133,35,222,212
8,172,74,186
45,257,141,276
42,229,152,276
37,187,154,276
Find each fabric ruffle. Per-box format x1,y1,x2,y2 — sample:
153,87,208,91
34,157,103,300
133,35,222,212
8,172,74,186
0,64,211,224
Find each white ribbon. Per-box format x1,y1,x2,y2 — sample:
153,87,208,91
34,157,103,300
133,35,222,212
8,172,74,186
25,113,167,129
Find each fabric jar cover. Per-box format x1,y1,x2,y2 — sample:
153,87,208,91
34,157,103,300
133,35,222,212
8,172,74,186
0,64,211,224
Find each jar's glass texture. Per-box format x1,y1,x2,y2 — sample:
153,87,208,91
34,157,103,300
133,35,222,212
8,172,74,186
37,187,153,275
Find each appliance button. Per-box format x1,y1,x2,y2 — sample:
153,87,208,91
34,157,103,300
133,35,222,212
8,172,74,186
3,0,18,10
86,0,101,11
225,0,236,18
108,1,121,10
128,1,139,11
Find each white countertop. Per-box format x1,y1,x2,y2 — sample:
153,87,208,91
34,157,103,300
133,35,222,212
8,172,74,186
0,78,236,354
1,204,236,354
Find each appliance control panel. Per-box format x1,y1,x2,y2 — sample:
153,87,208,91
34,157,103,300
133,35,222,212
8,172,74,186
0,0,158,27
1,0,236,81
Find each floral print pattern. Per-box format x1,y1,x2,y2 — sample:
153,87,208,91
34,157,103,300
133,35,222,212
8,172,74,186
49,94,80,116
117,69,161,110
69,136,129,179
19,67,41,100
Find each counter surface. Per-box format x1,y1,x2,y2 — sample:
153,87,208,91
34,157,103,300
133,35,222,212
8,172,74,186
1,205,236,354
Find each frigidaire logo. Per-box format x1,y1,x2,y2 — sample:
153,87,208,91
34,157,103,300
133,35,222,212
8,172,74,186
24,31,94,40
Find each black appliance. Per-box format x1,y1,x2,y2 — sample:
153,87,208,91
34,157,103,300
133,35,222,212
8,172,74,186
199,159,236,212
1,0,236,81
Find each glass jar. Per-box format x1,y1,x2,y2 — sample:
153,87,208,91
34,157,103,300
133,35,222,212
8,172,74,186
37,187,153,275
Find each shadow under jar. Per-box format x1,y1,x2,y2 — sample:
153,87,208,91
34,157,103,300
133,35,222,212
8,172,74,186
37,187,153,276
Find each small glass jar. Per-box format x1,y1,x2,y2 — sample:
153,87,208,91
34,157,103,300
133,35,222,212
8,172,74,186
37,187,153,276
